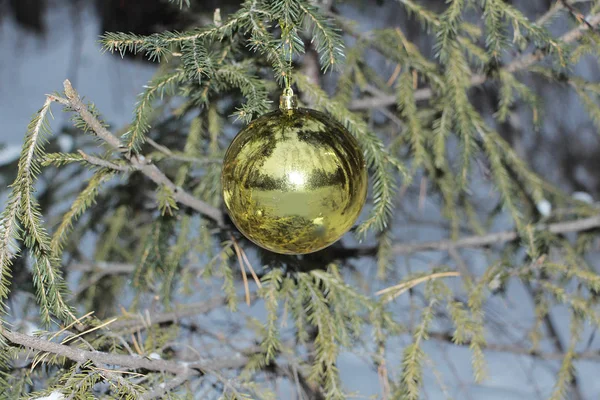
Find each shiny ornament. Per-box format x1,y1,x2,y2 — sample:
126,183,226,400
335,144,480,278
221,90,368,255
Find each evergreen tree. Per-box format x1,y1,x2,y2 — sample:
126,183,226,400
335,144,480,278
2,0,600,398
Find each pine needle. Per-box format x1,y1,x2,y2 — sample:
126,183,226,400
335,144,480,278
240,247,262,289
231,234,251,306
60,318,118,346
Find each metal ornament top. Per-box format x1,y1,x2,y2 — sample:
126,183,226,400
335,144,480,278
279,87,298,112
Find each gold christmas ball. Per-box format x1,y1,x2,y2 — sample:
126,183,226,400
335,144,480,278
221,92,367,255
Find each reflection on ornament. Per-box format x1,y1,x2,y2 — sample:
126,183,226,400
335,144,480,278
287,171,306,186
221,90,367,255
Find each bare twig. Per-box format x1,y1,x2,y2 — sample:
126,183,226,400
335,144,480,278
146,138,221,165
429,331,600,361
70,261,135,274
108,296,235,332
71,262,135,298
392,214,600,254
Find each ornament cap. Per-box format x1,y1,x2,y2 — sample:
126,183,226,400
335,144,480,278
279,87,298,111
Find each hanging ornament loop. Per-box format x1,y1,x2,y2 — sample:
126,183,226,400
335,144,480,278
279,87,298,111
278,19,297,113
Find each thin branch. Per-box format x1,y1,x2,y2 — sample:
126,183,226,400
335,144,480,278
376,271,461,299
70,262,135,297
77,150,131,172
560,0,596,31
146,138,222,165
1,326,254,400
108,294,255,332
392,214,600,254
109,298,227,331
51,81,225,227
429,331,600,361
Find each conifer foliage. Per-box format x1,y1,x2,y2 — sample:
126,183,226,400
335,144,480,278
2,0,600,399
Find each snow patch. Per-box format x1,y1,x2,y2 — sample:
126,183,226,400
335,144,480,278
0,145,20,166
536,199,552,217
573,191,594,204
57,134,74,152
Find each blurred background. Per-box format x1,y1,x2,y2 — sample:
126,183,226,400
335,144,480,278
2,0,600,398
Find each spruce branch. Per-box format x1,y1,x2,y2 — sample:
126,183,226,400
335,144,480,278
396,70,427,168
399,297,436,399
546,312,584,400
244,3,293,85
40,152,86,167
145,138,221,166
483,0,507,58
259,270,282,364
215,62,271,122
124,70,184,153
294,73,408,234
5,1,600,397
51,170,115,255
445,42,477,185
395,0,440,28
101,0,345,86
0,193,20,314
53,80,224,226
434,0,465,64
299,274,344,399
8,97,77,325
270,0,304,66
349,12,600,110
100,6,258,59
298,1,345,72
